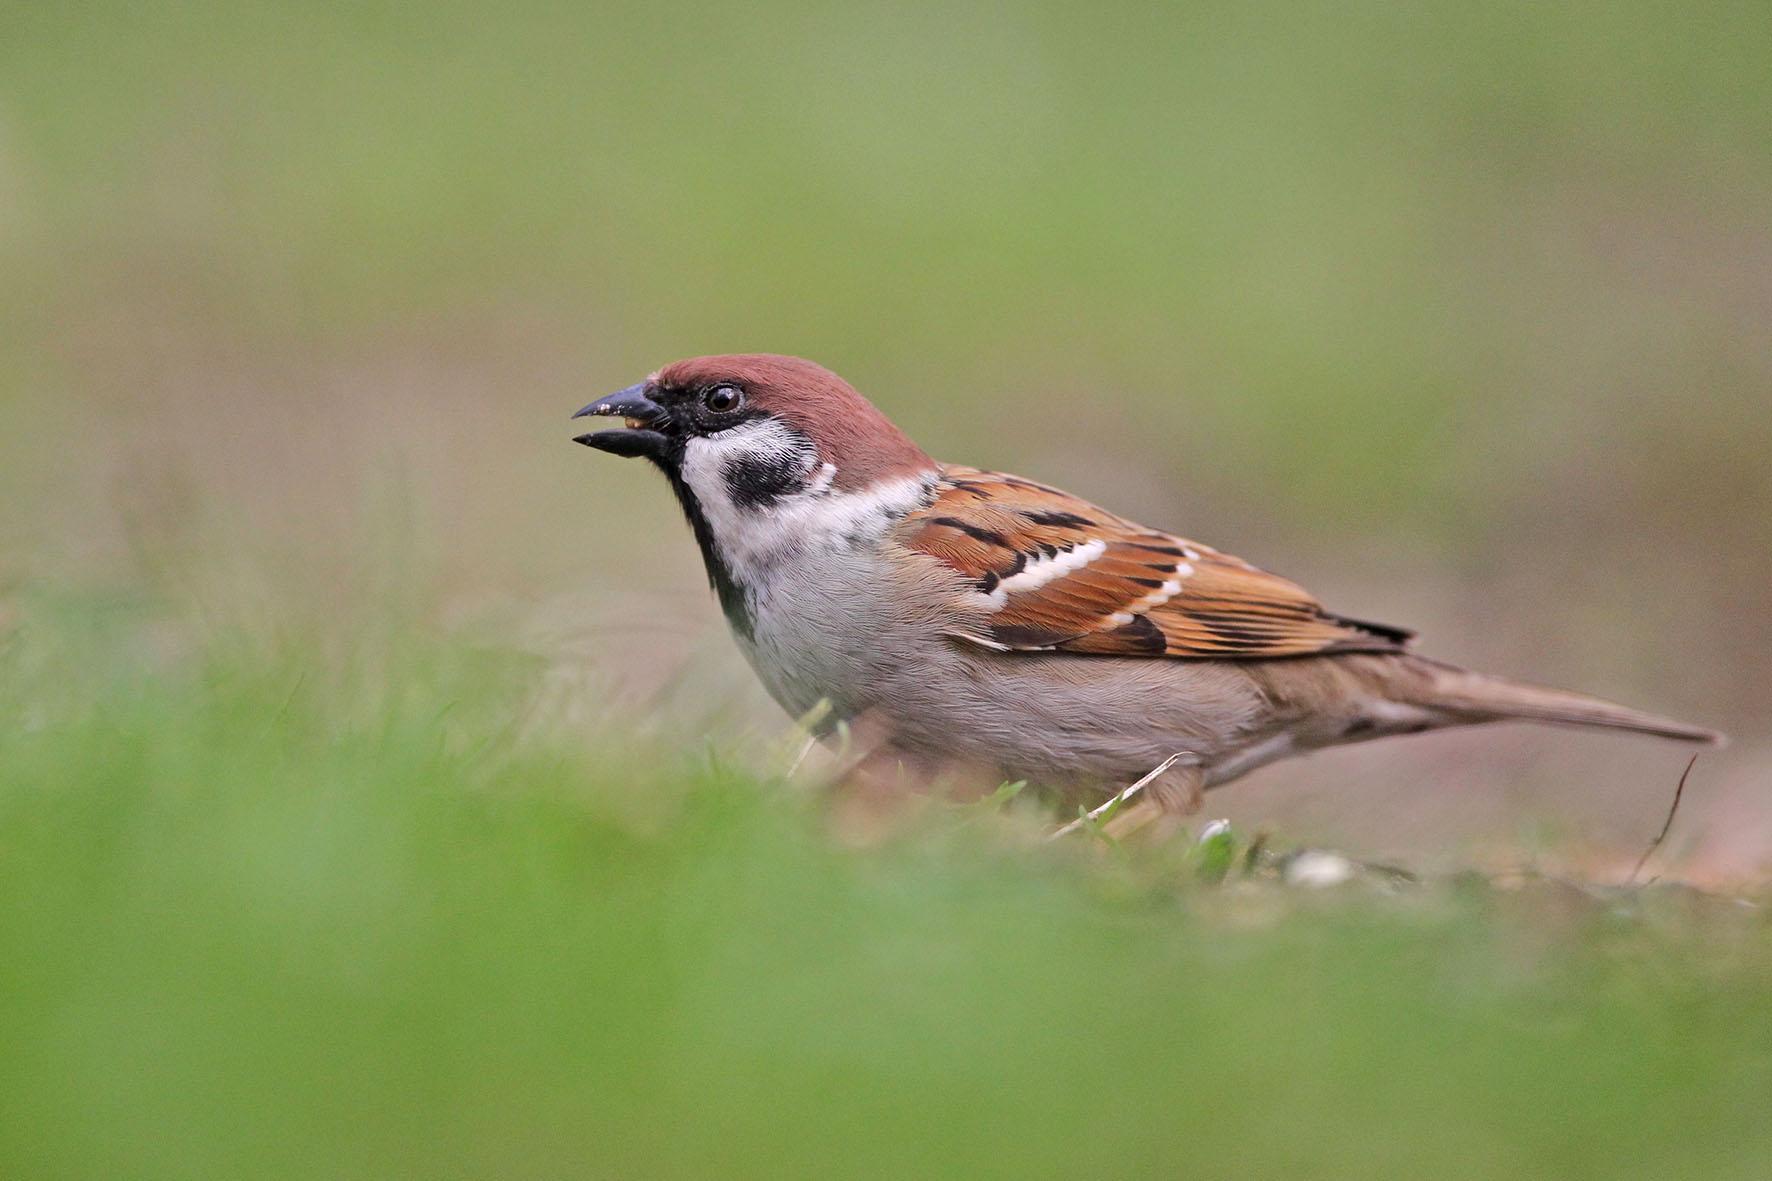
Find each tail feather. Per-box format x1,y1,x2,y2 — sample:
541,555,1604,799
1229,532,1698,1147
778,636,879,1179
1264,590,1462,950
1412,658,1723,745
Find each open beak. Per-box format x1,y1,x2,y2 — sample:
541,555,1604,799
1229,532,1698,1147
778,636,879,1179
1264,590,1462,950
572,382,669,458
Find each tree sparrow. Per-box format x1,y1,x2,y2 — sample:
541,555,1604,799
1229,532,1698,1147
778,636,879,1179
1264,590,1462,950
573,354,1720,814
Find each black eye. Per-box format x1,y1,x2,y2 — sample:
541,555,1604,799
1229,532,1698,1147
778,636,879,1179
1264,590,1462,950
703,384,744,413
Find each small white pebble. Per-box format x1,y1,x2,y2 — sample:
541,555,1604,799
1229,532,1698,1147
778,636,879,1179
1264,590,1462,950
1285,850,1357,888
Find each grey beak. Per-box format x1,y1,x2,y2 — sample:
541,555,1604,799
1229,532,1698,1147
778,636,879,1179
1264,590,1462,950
573,382,664,423
572,382,670,458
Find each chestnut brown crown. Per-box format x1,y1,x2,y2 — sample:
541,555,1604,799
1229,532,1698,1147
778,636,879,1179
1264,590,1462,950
655,354,934,491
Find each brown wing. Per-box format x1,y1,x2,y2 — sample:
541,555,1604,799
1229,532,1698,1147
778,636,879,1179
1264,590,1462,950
900,466,1412,659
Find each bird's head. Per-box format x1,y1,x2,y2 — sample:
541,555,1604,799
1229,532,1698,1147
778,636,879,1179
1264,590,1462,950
573,353,932,502
573,355,939,624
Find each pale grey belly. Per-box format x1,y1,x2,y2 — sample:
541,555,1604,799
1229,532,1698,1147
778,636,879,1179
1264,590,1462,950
735,570,1291,789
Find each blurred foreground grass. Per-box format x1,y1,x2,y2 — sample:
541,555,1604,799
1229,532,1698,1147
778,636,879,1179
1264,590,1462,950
2,593,1768,1180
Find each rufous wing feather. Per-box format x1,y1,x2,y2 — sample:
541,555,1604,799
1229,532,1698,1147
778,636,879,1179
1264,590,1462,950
899,467,1412,660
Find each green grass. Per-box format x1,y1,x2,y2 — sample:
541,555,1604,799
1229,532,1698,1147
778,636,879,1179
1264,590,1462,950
2,595,1768,1180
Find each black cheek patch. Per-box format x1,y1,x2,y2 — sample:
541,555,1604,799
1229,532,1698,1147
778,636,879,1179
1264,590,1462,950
722,451,812,509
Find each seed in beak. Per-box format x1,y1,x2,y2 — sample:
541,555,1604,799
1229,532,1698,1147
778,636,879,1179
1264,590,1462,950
625,416,645,429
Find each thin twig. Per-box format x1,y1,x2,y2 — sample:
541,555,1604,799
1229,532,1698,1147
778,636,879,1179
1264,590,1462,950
785,734,818,777
779,699,833,779
1047,753,1183,841
1629,753,1700,885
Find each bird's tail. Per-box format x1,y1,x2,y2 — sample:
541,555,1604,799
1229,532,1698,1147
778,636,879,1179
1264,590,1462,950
1404,656,1723,745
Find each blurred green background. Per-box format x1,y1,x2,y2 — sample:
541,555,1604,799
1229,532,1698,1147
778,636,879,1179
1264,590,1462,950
4,0,1765,856
2,4,1770,1175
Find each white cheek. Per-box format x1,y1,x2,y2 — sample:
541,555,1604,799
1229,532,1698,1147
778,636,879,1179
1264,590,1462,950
679,436,737,521
681,423,935,585
679,420,815,537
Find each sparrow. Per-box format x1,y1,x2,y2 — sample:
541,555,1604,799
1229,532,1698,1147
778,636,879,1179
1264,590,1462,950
572,354,1721,815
